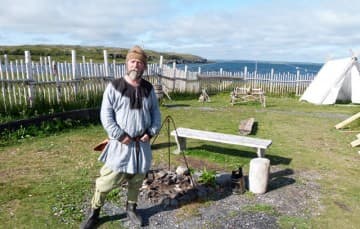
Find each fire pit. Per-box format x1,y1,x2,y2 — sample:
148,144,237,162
139,167,233,208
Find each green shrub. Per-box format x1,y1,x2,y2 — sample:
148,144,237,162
198,167,216,187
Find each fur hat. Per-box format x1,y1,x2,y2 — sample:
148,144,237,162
126,45,147,67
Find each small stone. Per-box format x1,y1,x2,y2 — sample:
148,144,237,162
176,166,189,176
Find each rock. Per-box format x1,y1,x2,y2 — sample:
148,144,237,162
176,166,189,176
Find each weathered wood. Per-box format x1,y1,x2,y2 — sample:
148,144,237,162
198,88,210,102
239,118,255,135
230,87,266,107
170,127,272,157
350,138,360,147
335,112,360,129
0,51,317,112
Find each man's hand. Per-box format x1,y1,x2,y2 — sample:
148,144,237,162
140,134,150,142
120,135,132,145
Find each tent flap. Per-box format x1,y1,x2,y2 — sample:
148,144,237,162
300,57,360,104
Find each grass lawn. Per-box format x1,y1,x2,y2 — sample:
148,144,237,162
0,92,359,228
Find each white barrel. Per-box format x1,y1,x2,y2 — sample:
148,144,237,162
249,158,270,194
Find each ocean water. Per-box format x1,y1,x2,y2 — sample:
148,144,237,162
175,60,323,75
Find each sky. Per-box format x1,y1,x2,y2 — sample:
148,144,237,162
0,0,359,63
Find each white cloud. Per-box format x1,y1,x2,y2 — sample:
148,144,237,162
0,0,359,62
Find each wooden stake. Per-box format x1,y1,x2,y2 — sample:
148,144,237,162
335,112,360,129
350,138,360,147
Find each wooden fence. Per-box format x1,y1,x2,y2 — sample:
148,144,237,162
155,63,315,96
0,50,316,112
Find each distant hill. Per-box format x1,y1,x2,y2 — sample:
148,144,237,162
0,45,207,64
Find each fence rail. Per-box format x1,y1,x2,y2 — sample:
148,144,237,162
0,50,316,112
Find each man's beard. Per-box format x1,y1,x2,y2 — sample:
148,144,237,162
128,69,143,80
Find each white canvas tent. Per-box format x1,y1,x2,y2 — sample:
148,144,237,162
300,56,360,105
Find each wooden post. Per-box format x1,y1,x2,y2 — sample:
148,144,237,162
47,56,53,81
25,51,35,107
0,57,7,111
71,50,77,79
90,59,93,76
112,59,116,78
244,66,247,85
82,56,86,77
53,61,61,103
270,68,274,94
103,50,109,76
350,138,360,147
4,55,9,80
158,55,163,84
249,158,270,194
71,50,78,97
172,62,176,91
295,69,300,96
335,112,360,129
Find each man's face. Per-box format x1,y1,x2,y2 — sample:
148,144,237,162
127,58,145,80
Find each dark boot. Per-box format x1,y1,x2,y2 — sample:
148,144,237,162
81,207,100,229
126,202,143,226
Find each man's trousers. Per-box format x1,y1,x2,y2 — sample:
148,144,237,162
91,165,145,209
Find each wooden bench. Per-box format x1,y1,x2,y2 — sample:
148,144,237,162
170,127,272,157
230,87,266,107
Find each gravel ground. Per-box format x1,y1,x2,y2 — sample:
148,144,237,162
88,165,321,229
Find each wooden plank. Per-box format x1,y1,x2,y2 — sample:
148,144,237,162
350,138,360,148
239,118,255,135
171,127,272,149
335,112,360,129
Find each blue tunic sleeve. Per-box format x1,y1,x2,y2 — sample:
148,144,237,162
100,84,125,140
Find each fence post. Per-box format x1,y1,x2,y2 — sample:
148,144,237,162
295,69,300,96
244,66,247,86
71,50,78,97
0,57,6,111
25,51,35,107
103,50,109,77
158,55,163,84
172,62,176,91
4,55,9,80
47,56,52,80
112,59,116,78
270,68,274,94
71,50,77,79
90,59,93,76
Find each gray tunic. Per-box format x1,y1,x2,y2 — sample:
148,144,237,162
98,78,161,174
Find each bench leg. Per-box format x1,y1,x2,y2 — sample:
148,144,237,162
256,148,265,158
174,136,186,154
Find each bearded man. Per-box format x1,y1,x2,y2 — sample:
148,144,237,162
81,45,161,228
